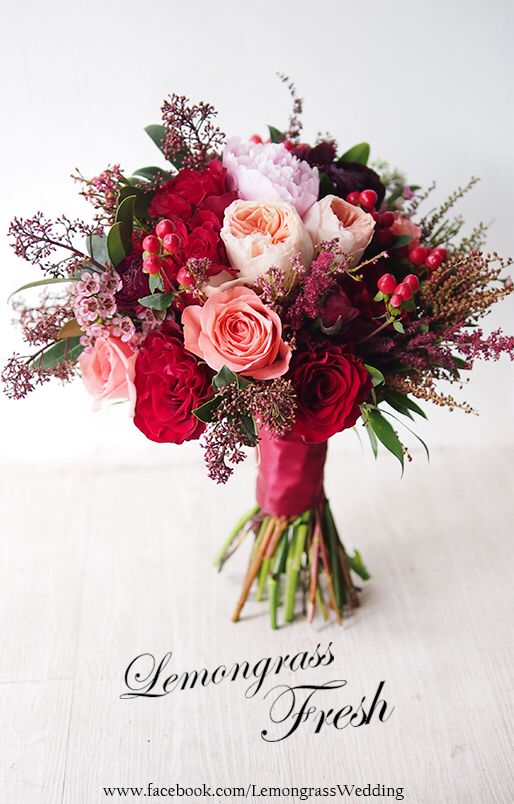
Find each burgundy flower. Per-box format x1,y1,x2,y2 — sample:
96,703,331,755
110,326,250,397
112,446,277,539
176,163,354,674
324,162,385,206
289,339,371,443
115,253,149,310
321,287,360,328
134,322,213,444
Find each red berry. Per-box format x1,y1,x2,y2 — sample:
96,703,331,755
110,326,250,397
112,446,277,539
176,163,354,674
155,219,175,238
425,252,443,270
377,273,397,294
389,294,403,308
161,233,180,254
395,282,413,301
346,191,360,206
142,255,162,274
375,228,395,247
378,211,395,228
283,140,294,151
370,210,380,222
404,273,420,292
250,134,263,144
359,189,378,210
142,235,160,254
408,246,428,266
431,247,448,262
177,266,194,287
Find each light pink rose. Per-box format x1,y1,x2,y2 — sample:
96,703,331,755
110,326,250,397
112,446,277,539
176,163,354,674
220,199,313,284
303,195,376,263
182,284,291,380
222,138,319,216
391,213,421,245
79,336,137,413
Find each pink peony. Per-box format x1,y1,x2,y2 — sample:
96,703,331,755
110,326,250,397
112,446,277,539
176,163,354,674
303,195,375,264
79,336,136,413
182,284,291,380
220,199,313,284
222,138,319,217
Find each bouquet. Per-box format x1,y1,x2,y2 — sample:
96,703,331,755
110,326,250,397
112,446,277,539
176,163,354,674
4,77,513,628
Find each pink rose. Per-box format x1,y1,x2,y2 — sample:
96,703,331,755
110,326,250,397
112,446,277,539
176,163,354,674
222,138,319,216
220,199,313,284
303,195,376,263
182,284,291,380
79,336,137,413
391,213,421,245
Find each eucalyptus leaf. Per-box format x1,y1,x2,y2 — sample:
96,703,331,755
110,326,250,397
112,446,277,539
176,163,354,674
365,364,385,387
338,142,370,165
137,291,174,311
29,337,84,370
7,276,75,302
367,408,404,472
86,233,108,266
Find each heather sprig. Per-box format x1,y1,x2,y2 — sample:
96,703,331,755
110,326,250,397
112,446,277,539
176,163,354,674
161,94,225,169
8,213,103,277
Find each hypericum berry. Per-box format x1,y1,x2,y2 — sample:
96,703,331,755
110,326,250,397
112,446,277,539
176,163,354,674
425,252,443,270
378,211,395,228
389,293,403,308
370,210,380,222
161,233,180,254
250,134,263,144
177,266,194,287
404,273,420,292
431,247,448,262
346,191,360,206
142,255,162,275
395,282,413,301
155,219,175,238
375,228,395,247
359,189,378,210
408,246,428,266
142,235,160,254
377,273,397,294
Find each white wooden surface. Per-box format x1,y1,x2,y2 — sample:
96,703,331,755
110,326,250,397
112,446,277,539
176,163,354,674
0,444,513,803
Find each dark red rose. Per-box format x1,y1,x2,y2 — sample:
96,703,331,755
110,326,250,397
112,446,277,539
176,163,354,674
115,253,149,310
324,162,385,206
148,159,230,221
134,323,213,444
321,288,360,329
292,141,337,167
290,340,371,443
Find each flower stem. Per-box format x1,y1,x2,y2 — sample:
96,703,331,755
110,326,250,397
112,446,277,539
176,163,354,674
232,516,277,622
213,504,259,568
284,513,309,622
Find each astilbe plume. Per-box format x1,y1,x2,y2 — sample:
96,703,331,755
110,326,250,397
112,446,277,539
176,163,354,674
8,213,103,277
202,379,296,484
72,164,126,225
161,94,225,170
453,328,514,364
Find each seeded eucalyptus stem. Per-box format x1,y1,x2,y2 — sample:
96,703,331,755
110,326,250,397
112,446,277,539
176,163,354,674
219,498,368,627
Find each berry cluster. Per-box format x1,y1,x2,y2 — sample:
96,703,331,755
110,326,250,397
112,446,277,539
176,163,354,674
408,245,448,270
377,272,420,309
346,189,396,247
142,220,194,287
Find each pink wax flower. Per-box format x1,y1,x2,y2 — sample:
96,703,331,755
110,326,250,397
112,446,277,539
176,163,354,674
182,284,291,380
79,335,137,413
222,138,319,217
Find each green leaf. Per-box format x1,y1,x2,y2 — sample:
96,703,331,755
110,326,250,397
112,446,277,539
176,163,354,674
29,337,84,370
380,408,430,461
137,291,174,311
393,320,405,334
393,235,413,249
338,142,370,165
115,194,135,240
149,274,164,293
367,408,404,472
268,125,284,143
347,549,371,581
132,165,172,182
212,366,238,389
452,355,469,370
86,233,108,266
118,184,151,220
7,276,75,302
107,221,130,267
364,364,385,387
365,420,378,458
383,388,427,419
374,290,385,302
240,414,257,441
145,124,167,154
319,171,336,198
193,396,222,423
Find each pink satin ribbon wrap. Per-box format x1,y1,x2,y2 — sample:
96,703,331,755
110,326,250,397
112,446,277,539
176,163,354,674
256,429,328,517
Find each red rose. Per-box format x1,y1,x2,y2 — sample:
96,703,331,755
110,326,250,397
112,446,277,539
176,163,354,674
148,160,231,221
134,323,213,444
290,340,371,443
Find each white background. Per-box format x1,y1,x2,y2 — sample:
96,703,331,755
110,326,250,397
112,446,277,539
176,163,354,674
0,0,513,462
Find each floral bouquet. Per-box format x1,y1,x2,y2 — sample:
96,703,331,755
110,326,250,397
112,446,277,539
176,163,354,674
4,78,513,628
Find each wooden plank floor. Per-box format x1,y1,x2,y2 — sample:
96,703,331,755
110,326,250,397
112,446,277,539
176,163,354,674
0,445,513,803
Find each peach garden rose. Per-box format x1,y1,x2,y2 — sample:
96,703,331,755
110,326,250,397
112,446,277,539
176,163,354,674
303,194,375,263
220,199,313,284
182,284,291,380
